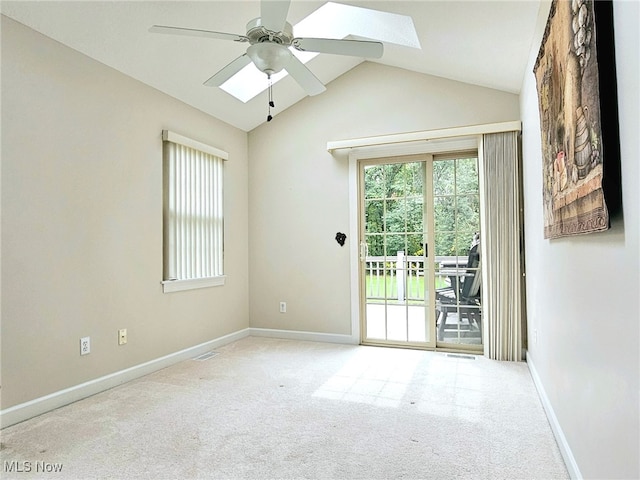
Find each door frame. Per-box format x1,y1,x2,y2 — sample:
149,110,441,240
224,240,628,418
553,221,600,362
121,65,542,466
358,154,436,348
347,135,481,348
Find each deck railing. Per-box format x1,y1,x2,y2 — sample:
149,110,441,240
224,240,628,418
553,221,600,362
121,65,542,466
365,252,467,302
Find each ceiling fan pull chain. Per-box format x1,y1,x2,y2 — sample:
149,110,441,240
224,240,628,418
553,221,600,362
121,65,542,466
267,74,274,122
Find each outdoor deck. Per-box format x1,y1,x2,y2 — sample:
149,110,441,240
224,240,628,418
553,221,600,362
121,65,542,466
365,303,482,345
364,252,482,346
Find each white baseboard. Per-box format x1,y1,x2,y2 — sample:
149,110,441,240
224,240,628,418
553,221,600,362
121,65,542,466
526,352,582,480
2,328,356,429
0,328,251,429
249,327,358,345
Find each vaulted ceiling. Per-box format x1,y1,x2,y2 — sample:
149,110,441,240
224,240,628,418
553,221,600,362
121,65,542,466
1,1,543,131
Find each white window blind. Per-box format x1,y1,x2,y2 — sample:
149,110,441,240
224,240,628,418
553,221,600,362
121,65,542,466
162,130,227,293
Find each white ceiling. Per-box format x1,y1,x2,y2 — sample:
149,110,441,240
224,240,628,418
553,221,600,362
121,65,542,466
1,1,543,132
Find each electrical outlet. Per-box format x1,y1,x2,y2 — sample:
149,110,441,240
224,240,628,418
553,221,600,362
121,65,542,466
534,329,538,344
118,329,127,345
279,302,287,313
80,337,91,355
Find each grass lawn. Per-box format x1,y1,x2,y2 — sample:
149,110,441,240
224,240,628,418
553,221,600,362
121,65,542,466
365,274,448,301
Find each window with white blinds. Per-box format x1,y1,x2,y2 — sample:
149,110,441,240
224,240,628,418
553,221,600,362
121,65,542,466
161,130,227,293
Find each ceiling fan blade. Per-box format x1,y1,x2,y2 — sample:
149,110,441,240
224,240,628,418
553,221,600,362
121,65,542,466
260,0,291,32
284,54,326,96
149,25,248,43
204,54,252,87
293,38,384,59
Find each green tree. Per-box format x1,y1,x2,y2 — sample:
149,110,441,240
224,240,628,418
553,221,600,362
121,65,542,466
364,157,479,258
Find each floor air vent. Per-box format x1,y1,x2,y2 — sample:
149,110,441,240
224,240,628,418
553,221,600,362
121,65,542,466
446,353,476,360
193,351,219,361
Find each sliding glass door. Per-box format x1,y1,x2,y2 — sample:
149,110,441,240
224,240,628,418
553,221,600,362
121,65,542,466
360,156,434,348
431,155,482,348
359,153,482,351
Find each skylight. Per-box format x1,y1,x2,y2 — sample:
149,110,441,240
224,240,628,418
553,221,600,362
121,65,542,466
220,2,421,102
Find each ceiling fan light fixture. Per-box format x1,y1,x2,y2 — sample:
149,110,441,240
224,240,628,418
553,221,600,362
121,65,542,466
247,43,290,76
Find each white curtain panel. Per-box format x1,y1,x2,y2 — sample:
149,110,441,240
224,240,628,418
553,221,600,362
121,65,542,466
481,131,523,361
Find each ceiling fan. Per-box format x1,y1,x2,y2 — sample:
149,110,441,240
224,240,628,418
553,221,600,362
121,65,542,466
149,0,384,98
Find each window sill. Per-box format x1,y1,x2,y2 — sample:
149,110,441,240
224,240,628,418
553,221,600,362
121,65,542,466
161,276,226,293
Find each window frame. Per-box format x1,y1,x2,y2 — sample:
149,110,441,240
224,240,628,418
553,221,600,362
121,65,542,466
160,130,228,293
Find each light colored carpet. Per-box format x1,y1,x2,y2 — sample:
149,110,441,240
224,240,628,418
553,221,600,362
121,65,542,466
1,337,569,479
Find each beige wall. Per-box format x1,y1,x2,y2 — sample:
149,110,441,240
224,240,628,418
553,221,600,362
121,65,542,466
520,1,639,478
6,8,637,476
247,62,520,335
1,16,249,408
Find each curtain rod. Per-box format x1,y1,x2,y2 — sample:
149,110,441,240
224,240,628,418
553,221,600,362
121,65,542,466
326,121,521,152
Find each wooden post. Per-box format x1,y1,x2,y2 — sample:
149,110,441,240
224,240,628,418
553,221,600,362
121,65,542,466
396,251,405,302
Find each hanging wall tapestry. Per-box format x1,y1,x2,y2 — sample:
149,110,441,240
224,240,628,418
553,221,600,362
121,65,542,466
534,0,610,239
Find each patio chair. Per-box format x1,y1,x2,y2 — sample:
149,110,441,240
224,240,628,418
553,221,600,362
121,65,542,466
436,239,482,342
